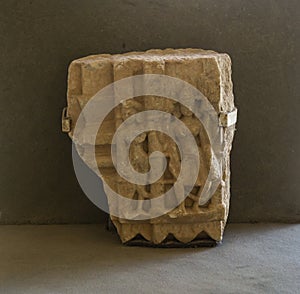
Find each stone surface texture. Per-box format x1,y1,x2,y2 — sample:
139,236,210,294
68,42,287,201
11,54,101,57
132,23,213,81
66,49,236,245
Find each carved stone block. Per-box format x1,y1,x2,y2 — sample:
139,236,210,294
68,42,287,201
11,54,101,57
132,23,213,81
64,49,237,246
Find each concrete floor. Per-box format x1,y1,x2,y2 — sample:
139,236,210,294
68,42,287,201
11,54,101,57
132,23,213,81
0,224,299,294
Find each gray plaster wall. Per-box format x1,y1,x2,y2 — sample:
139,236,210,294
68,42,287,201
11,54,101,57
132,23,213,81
0,0,299,224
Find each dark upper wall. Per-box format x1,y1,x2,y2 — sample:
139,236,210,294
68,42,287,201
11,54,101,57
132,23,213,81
0,0,299,223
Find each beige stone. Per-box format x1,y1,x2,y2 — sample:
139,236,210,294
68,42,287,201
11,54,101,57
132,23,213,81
63,48,237,246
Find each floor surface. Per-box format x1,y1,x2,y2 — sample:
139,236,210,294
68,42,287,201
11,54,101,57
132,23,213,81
0,224,299,294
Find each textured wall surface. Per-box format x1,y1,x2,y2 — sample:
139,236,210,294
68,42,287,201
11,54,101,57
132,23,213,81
0,0,299,223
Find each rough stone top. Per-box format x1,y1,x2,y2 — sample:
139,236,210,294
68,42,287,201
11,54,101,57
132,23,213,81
72,48,230,64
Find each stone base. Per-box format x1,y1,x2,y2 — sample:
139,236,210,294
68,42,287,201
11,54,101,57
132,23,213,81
107,217,220,247
109,215,225,247
124,235,219,248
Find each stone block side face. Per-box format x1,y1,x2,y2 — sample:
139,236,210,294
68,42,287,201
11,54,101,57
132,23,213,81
217,54,235,222
66,49,236,244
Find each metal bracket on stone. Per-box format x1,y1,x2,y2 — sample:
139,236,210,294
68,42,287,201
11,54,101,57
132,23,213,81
219,108,238,127
61,107,71,133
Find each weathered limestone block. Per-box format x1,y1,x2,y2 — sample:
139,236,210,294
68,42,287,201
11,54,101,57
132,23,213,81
64,48,237,246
